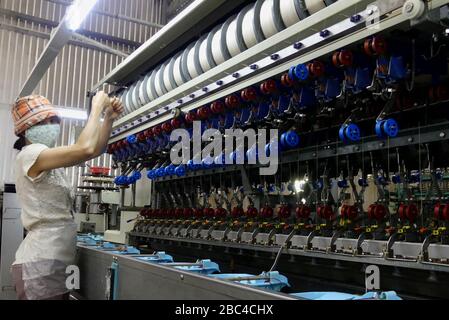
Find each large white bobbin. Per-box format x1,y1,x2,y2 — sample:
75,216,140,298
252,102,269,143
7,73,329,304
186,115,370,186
146,70,158,101
173,54,186,87
304,0,326,15
198,35,213,72
280,0,303,27
154,66,167,98
260,0,285,39
139,74,151,106
211,24,227,65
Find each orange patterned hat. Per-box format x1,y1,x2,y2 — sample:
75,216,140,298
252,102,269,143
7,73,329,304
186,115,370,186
11,95,60,136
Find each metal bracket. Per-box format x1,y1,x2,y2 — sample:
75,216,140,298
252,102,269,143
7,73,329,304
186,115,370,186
251,228,261,244
419,234,434,262
330,230,344,252
386,232,400,258
306,230,320,250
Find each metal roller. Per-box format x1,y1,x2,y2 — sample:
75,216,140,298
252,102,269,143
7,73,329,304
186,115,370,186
259,0,285,39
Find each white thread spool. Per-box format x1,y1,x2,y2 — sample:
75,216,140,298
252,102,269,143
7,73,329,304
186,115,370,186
173,54,185,87
305,0,326,15
146,70,157,101
154,66,166,97
163,61,174,91
122,89,130,113
226,16,242,57
242,5,258,49
211,24,226,65
133,84,140,110
126,85,135,111
199,36,213,72
260,0,278,38
280,0,302,27
138,77,149,106
187,44,200,78
141,73,152,104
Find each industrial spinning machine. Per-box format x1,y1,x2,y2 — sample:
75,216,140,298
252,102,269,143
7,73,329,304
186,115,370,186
78,0,449,299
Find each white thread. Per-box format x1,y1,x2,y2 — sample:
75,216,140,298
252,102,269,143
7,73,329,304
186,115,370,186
280,0,301,27
131,84,139,110
211,25,226,65
146,71,156,101
260,0,278,38
187,45,200,78
163,62,174,91
226,17,242,57
173,55,185,87
242,5,258,49
199,38,212,72
154,67,164,97
305,0,326,15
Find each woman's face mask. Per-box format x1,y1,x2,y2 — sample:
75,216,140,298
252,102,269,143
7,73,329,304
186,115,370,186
25,124,61,147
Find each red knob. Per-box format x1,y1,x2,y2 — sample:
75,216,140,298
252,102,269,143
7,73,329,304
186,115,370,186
406,204,418,223
434,203,443,220
307,61,325,78
175,208,184,218
185,112,197,124
260,79,277,95
398,204,408,220
215,208,227,219
137,132,146,142
374,204,387,221
231,207,244,218
281,73,294,87
225,94,241,109
194,208,204,218
241,87,258,102
162,122,173,133
246,206,258,219
197,106,211,120
211,101,225,114
443,204,449,221
144,129,154,138
318,205,333,220
167,209,176,219
152,125,162,136
260,205,274,219
183,208,194,219
277,205,291,219
159,209,168,218
346,205,358,220
204,208,215,218
171,117,182,129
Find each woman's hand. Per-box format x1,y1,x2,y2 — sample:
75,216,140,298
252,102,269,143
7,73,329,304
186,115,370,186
105,97,124,121
91,91,111,115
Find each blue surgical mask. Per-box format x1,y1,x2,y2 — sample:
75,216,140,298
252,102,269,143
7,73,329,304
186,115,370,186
25,124,61,147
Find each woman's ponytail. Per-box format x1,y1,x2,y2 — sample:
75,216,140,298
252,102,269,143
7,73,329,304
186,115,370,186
14,135,26,151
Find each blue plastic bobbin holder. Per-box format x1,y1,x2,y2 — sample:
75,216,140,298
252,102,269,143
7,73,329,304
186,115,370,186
339,123,361,142
375,118,399,139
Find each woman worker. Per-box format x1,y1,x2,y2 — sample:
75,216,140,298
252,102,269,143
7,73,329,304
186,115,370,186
10,91,124,300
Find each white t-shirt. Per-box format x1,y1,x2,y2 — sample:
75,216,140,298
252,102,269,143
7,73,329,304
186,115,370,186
13,143,77,266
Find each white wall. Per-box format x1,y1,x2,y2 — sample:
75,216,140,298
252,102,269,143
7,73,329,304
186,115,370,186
0,104,18,189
